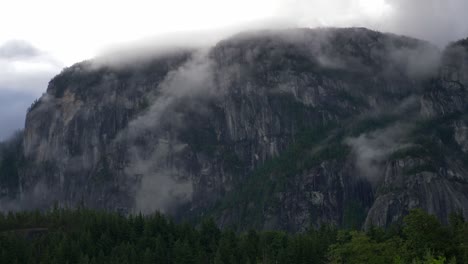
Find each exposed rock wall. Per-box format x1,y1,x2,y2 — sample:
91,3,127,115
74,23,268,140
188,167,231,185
4,28,467,231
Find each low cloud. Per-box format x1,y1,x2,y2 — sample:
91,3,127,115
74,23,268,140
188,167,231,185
127,142,193,214
388,44,441,79
280,0,468,47
123,50,216,139
382,0,468,46
118,50,217,214
94,17,294,68
345,123,412,184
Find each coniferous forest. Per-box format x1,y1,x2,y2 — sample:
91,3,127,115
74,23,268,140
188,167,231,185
0,208,466,263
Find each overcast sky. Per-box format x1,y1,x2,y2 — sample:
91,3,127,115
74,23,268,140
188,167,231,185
0,0,467,140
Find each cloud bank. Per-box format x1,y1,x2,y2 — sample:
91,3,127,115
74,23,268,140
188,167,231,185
2,0,468,141
282,0,468,46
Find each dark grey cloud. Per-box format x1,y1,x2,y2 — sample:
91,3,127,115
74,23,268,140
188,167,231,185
282,0,468,47
0,90,37,140
383,0,468,46
0,40,62,140
0,40,41,59
0,69,56,141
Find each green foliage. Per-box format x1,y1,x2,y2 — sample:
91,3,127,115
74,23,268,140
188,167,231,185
403,209,450,258
210,123,349,229
329,209,468,264
405,111,467,168
329,230,404,264
0,208,464,263
404,164,438,175
342,201,367,230
27,98,41,113
49,63,106,98
0,208,338,264
389,146,430,160
385,112,468,176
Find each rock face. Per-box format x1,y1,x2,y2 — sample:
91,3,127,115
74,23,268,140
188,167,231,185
364,37,468,228
1,28,467,231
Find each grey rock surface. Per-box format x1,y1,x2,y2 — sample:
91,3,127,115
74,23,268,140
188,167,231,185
1,28,467,231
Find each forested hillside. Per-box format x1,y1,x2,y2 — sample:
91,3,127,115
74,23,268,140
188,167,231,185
0,208,466,263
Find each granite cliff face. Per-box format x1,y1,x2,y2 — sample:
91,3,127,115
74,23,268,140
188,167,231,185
1,28,467,231
364,37,468,228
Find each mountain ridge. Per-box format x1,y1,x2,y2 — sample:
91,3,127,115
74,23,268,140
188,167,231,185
0,27,467,231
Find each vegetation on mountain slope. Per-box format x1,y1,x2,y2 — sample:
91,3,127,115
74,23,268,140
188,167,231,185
0,208,467,263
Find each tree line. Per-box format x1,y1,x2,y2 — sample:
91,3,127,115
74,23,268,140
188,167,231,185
0,208,466,263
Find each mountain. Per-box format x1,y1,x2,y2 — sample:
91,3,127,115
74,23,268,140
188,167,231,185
1,27,467,231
